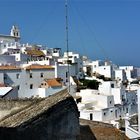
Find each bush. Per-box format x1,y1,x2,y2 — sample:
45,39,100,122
80,79,100,89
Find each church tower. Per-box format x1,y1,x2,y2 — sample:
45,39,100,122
10,25,20,38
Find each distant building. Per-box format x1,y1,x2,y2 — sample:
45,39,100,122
77,81,137,123
0,64,55,98
0,25,20,43
125,89,140,139
84,60,116,79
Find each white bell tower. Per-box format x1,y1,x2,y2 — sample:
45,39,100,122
10,25,20,38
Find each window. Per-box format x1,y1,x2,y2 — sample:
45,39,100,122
111,84,114,88
30,73,32,78
40,73,44,78
53,50,57,53
16,74,20,79
104,112,106,116
4,75,7,80
90,113,93,120
115,110,117,118
17,85,20,90
30,84,33,89
126,108,128,113
66,72,68,78
110,101,112,104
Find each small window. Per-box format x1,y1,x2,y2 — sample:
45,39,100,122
4,75,7,80
111,84,114,88
30,84,33,89
66,72,68,78
66,79,68,82
17,85,20,90
115,110,117,118
104,68,106,70
110,101,112,104
104,112,106,116
16,74,20,79
30,73,32,78
90,113,93,120
40,73,44,78
126,108,128,113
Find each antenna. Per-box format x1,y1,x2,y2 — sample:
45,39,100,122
65,0,70,92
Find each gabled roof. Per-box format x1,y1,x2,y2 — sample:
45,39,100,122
46,79,62,87
25,64,54,70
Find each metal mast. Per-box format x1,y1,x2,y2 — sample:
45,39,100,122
65,0,70,92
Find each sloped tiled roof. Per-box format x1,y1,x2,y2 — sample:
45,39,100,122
80,119,130,140
25,64,54,70
26,49,45,56
0,89,71,127
0,65,21,70
46,79,62,87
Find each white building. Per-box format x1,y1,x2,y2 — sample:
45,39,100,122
119,66,136,81
0,25,20,44
77,81,137,123
58,52,83,76
115,69,127,82
125,89,140,139
84,60,116,79
77,89,116,122
0,64,56,98
38,78,66,97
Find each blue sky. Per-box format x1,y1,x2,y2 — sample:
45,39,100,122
0,0,140,66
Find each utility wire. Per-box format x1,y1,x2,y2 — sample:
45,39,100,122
71,0,110,61
68,1,89,57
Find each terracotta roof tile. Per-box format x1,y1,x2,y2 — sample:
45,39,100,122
25,65,54,70
0,65,21,70
80,119,130,140
46,79,62,87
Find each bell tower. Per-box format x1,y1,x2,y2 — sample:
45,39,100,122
10,25,20,38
